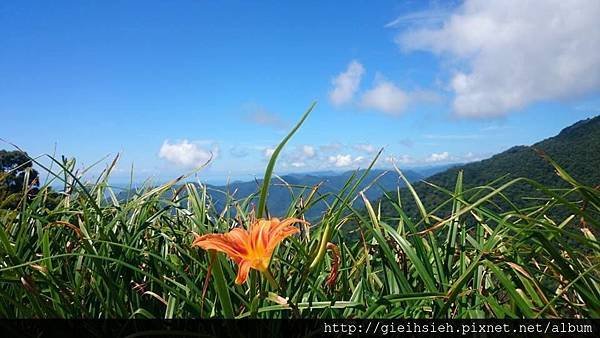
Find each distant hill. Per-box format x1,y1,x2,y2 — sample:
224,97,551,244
381,115,600,219
116,168,426,220
117,163,459,220
205,169,424,220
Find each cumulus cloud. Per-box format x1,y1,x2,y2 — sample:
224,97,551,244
328,154,352,167
426,151,450,162
159,140,217,168
257,142,383,171
360,78,410,115
328,154,365,167
396,0,600,117
280,145,317,168
329,60,365,106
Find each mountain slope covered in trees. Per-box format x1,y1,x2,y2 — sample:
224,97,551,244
206,169,424,219
381,115,600,219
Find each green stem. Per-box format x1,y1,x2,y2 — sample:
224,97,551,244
262,269,279,290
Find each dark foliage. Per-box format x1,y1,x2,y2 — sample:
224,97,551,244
381,115,600,223
0,150,40,209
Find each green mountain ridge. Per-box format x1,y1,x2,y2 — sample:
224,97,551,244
205,168,425,220
115,165,456,220
381,115,600,219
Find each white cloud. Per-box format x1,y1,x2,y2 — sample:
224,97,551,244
354,143,378,154
328,154,365,167
426,151,450,162
464,152,478,161
290,161,306,168
461,151,490,162
159,140,217,168
360,78,410,115
386,8,449,28
301,145,316,158
396,0,600,118
263,147,275,159
328,154,352,167
280,145,317,169
329,60,365,106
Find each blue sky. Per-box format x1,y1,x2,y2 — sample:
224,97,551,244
2,0,599,184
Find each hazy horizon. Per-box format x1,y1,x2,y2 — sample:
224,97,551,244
44,160,464,188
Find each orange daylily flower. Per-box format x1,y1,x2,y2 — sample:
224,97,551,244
192,218,306,284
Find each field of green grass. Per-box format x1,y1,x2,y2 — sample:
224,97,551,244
1,104,599,319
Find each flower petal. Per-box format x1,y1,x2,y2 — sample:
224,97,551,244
266,218,304,247
250,219,271,254
266,224,301,253
192,228,249,261
268,218,306,236
234,260,253,284
191,218,309,286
